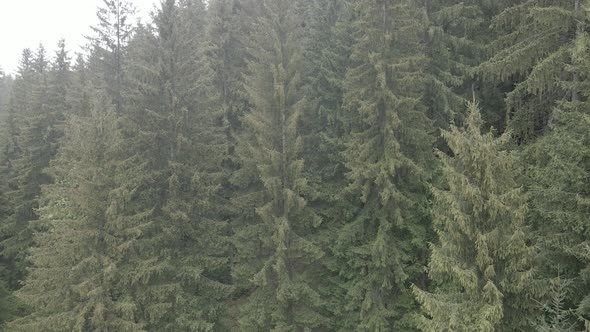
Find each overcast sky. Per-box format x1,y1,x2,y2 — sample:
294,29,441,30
0,0,159,75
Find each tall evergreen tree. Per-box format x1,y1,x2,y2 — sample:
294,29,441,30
114,0,232,329
87,0,135,113
0,64,23,332
0,46,51,291
414,102,540,331
0,67,10,116
69,54,93,116
232,0,327,330
423,0,471,130
207,0,253,171
46,39,71,160
1,43,74,330
299,0,355,328
9,97,143,331
479,0,587,142
522,17,590,327
336,0,433,330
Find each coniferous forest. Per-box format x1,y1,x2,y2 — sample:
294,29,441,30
0,0,590,331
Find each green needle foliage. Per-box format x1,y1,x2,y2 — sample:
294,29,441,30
9,97,133,331
232,0,327,330
337,0,434,330
414,102,541,332
114,0,232,330
0,0,588,330
523,20,590,328
480,0,588,142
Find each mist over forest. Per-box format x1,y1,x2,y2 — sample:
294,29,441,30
0,0,589,331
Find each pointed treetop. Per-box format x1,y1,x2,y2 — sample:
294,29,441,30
17,49,33,76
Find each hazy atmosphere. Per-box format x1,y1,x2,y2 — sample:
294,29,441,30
0,0,589,331
0,0,157,74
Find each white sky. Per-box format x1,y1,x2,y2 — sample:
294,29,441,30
0,0,159,75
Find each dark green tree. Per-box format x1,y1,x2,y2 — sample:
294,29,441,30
0,63,22,332
299,0,356,328
9,97,142,331
113,0,232,329
0,46,51,292
336,0,433,330
87,0,135,113
479,0,586,142
522,23,590,327
231,0,327,330
207,0,253,172
0,67,12,116
46,39,71,160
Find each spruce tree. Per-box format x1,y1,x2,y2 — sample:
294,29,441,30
414,102,540,331
336,0,433,330
0,67,9,116
479,0,586,142
207,0,253,171
424,0,472,129
0,65,23,332
9,97,143,331
232,0,327,329
69,54,93,116
0,46,51,291
522,20,590,327
535,278,585,332
87,0,135,113
299,0,356,328
46,39,71,160
114,0,232,329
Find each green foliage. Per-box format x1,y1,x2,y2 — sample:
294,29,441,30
480,0,586,142
231,0,328,330
1,0,589,330
114,1,232,330
535,277,586,332
68,54,92,116
299,0,356,329
0,45,55,292
8,98,136,331
87,0,136,113
336,0,434,330
207,0,252,170
522,25,590,327
414,102,540,331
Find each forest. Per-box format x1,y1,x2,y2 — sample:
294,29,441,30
0,0,589,331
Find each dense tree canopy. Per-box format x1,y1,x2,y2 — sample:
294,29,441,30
0,0,589,330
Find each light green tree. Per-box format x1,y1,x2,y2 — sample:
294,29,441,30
414,102,541,331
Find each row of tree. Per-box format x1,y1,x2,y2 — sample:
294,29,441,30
0,0,588,331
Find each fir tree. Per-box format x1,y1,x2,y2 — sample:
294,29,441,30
414,102,540,331
207,0,253,171
46,39,71,160
232,0,327,329
69,54,93,116
522,22,590,327
0,64,23,332
9,96,143,331
336,0,433,330
113,1,232,329
479,0,587,142
0,67,10,116
423,0,472,129
0,46,51,291
535,277,585,332
87,0,135,113
299,0,356,328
